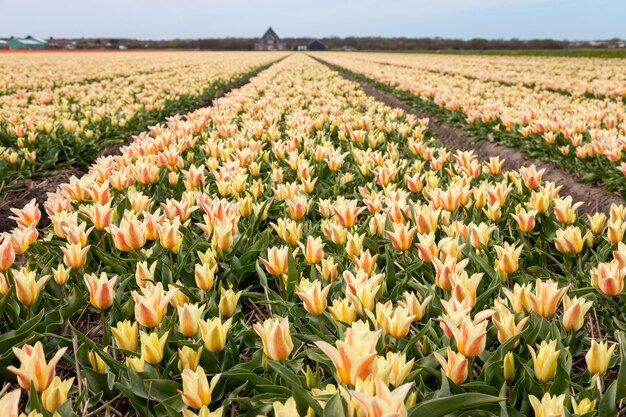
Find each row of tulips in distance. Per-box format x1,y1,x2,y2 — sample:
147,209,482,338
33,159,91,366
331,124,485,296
0,52,285,184
352,53,626,100
0,51,229,95
313,52,626,194
1,54,626,417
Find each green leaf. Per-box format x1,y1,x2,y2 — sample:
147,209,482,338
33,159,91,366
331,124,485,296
323,393,347,417
408,393,505,417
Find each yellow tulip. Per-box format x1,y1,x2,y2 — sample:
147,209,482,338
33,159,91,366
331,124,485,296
111,320,138,353
253,317,294,361
199,317,232,353
528,340,560,383
140,330,169,364
13,267,49,307
585,340,616,376
41,376,73,413
7,342,67,392
180,366,220,409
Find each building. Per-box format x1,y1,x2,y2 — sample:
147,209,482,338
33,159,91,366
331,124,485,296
255,27,286,51
0,40,7,50
6,36,48,50
307,40,327,51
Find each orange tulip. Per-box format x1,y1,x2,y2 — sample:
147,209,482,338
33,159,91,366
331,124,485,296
444,315,489,358
561,294,593,332
386,222,417,252
60,242,90,269
315,321,380,385
298,235,325,265
591,259,625,296
7,342,67,392
132,283,177,328
295,279,331,316
9,198,41,229
84,272,117,310
180,366,220,409
434,347,468,385
260,246,289,277
529,279,567,318
253,317,294,361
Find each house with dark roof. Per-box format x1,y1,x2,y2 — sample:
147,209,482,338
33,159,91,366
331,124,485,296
255,27,286,51
307,40,327,51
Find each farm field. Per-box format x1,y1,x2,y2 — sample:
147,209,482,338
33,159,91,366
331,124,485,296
2,51,626,417
313,52,626,196
0,51,285,189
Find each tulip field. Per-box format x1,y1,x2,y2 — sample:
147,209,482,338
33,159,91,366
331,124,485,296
0,52,285,188
2,52,626,417
313,52,626,196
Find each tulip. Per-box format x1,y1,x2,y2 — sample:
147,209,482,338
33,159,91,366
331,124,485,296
253,317,293,361
554,196,582,224
13,267,49,307
571,398,596,415
126,356,145,372
386,222,417,252
561,294,593,332
295,280,331,316
377,304,417,339
377,351,414,387
140,330,169,364
607,220,626,244
494,242,523,276
182,406,224,417
81,201,114,231
444,315,489,358
60,242,90,269
511,207,538,233
398,291,432,321
111,320,138,353
135,260,157,288
503,352,516,383
328,297,357,325
270,218,302,247
333,199,366,228
492,308,528,347
450,271,483,307
298,235,325,264
0,389,20,417
169,281,190,308
529,393,565,417
0,234,16,272
0,272,9,295
180,366,220,409
273,397,300,417
345,232,364,258
88,349,106,373
528,340,560,383
587,212,607,235
585,340,616,376
315,322,380,385
260,246,289,277
178,303,205,337
529,279,567,318
468,222,495,250
107,217,147,252
219,288,242,318
349,379,413,417
84,272,117,310
178,346,203,371
501,283,532,314
52,264,71,286
554,226,584,254
199,317,232,353
41,376,73,413
317,256,339,282
8,342,67,391
195,262,218,291
132,283,177,328
157,218,183,253
9,198,41,229
433,347,468,385
591,259,625,296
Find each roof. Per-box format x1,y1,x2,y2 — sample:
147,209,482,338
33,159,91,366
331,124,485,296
261,27,280,41
10,37,48,45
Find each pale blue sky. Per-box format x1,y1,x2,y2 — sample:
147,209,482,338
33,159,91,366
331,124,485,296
0,0,624,40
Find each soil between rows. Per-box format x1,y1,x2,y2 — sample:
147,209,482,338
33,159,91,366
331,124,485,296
338,71,624,216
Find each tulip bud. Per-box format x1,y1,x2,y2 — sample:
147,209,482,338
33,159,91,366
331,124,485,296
195,262,217,291
178,346,203,371
528,340,559,383
585,340,615,376
126,356,145,372
89,350,106,373
111,320,139,353
219,288,242,318
41,376,73,413
503,352,516,383
305,365,317,389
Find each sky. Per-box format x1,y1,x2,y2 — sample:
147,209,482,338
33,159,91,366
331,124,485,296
0,0,624,40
